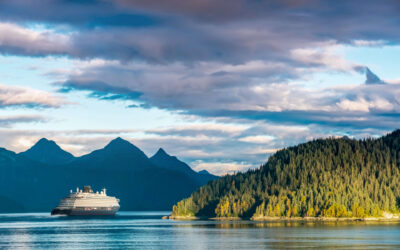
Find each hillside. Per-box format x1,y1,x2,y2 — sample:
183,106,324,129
0,138,217,212
171,130,400,219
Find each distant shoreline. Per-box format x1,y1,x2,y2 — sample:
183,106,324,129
166,215,400,222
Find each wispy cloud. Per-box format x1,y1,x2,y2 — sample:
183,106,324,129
0,115,45,127
238,135,275,144
0,22,70,57
0,83,67,108
48,59,400,131
191,161,253,176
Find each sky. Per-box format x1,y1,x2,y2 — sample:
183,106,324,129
0,0,399,175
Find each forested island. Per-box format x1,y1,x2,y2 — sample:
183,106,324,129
170,130,400,220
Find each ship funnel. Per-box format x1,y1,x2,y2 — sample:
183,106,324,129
83,186,94,193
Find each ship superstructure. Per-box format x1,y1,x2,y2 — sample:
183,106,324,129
51,186,120,216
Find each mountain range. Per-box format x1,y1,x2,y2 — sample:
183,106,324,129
0,138,218,212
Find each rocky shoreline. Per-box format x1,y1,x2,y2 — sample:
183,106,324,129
165,215,400,222
251,216,400,222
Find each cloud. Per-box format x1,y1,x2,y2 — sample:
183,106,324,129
290,43,358,72
147,123,249,137
0,1,398,117
0,1,390,131
0,0,399,64
42,56,400,142
353,40,386,47
50,58,400,131
0,0,399,175
0,115,45,127
0,83,67,108
63,129,139,135
191,160,253,176
0,22,70,57
0,1,159,27
50,59,319,111
336,97,393,112
238,135,275,144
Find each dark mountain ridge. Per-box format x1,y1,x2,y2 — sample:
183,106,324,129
19,138,74,164
73,137,152,170
0,138,218,212
150,148,218,185
171,129,400,219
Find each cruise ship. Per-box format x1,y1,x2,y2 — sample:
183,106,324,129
51,186,120,216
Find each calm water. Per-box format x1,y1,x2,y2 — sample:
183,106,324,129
0,212,400,249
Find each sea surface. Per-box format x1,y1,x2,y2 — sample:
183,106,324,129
0,211,400,249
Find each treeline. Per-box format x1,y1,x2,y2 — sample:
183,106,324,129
171,130,400,218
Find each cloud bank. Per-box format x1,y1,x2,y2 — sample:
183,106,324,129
0,0,399,173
